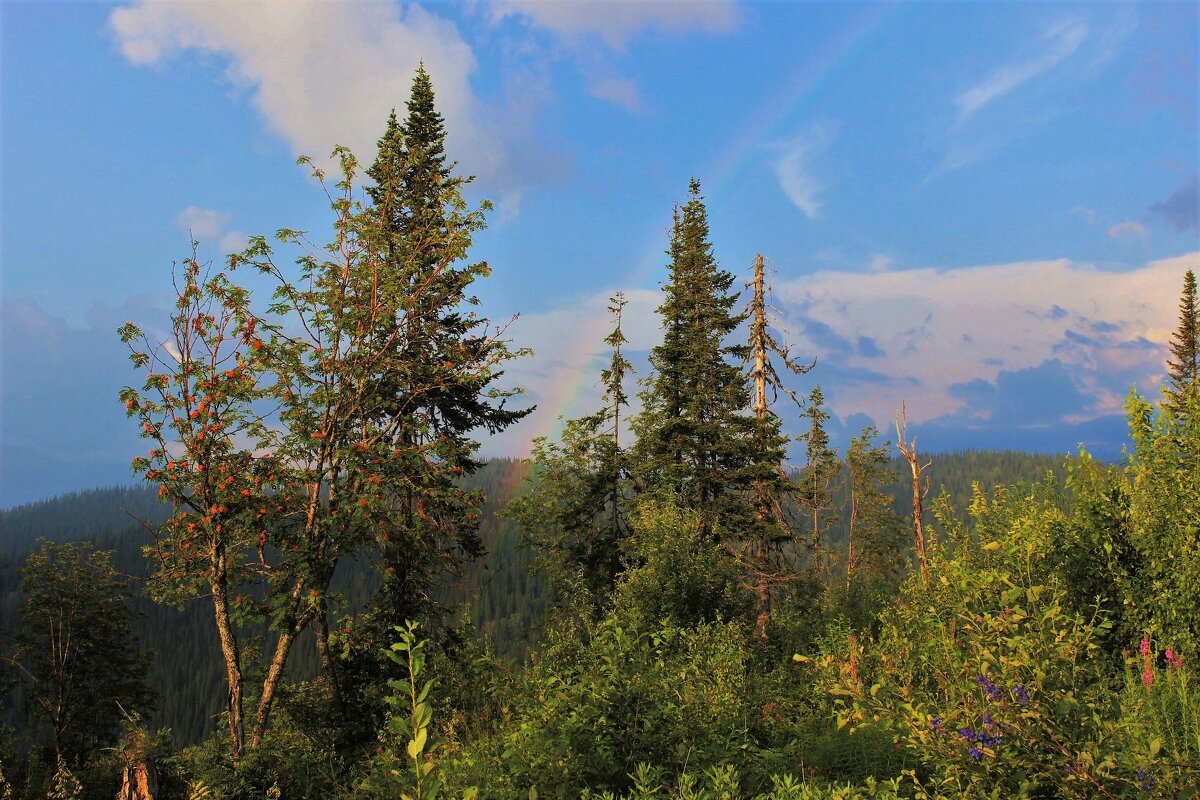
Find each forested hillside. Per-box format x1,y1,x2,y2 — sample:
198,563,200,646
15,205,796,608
1,65,1196,800
0,448,1059,745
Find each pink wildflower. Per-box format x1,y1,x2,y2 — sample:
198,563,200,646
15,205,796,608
1140,637,1151,655
1142,667,1154,688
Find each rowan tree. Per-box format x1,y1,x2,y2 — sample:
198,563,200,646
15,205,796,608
120,69,528,763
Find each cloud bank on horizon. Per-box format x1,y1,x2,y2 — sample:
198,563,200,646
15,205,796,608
494,251,1194,459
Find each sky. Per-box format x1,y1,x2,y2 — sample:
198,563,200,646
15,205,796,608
1,0,1197,508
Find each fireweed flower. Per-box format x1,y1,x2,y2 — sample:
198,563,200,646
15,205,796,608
1140,638,1151,655
1142,667,1154,688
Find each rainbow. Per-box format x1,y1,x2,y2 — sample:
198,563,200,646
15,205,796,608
527,3,906,444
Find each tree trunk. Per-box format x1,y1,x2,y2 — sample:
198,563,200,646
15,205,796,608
210,564,244,761
895,405,931,585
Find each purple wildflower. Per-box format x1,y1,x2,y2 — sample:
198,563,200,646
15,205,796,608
968,746,983,760
1137,769,1156,790
1012,685,1031,706
976,674,1004,701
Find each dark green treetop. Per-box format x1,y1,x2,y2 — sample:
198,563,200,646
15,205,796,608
1165,268,1198,415
631,180,756,538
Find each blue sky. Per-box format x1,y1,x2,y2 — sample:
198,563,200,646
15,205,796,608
1,1,1197,507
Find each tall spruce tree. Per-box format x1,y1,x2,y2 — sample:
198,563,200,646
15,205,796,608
349,63,532,667
508,294,632,606
631,180,755,538
1165,268,1198,415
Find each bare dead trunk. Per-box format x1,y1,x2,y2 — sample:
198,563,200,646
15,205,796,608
846,487,858,586
895,404,931,586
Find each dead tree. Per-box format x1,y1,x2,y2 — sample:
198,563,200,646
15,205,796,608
745,253,814,642
895,403,932,585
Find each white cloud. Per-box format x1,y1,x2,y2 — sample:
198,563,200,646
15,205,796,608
587,76,647,113
492,0,738,49
483,253,1194,458
768,252,1191,425
956,18,1088,124
773,123,836,218
109,1,547,198
176,206,231,240
1108,220,1149,240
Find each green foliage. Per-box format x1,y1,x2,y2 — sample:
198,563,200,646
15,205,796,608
508,294,632,609
632,180,755,538
807,464,1200,797
612,501,752,629
3,540,153,767
358,622,443,800
459,616,752,798
1124,388,1200,657
1164,268,1198,416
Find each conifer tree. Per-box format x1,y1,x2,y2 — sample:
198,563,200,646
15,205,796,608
631,180,755,538
120,66,529,760
1165,268,1198,415
331,63,532,707
798,385,840,572
844,425,905,583
509,294,632,605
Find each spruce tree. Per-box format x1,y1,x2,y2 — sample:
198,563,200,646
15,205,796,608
508,294,632,606
1165,268,1198,415
357,65,531,635
631,180,755,538
844,425,905,583
798,385,840,573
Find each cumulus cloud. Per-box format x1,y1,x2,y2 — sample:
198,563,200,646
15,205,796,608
492,0,738,49
1108,220,1149,239
956,18,1088,124
767,252,1191,429
108,1,557,202
772,123,836,218
1149,175,1199,234
483,252,1194,460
